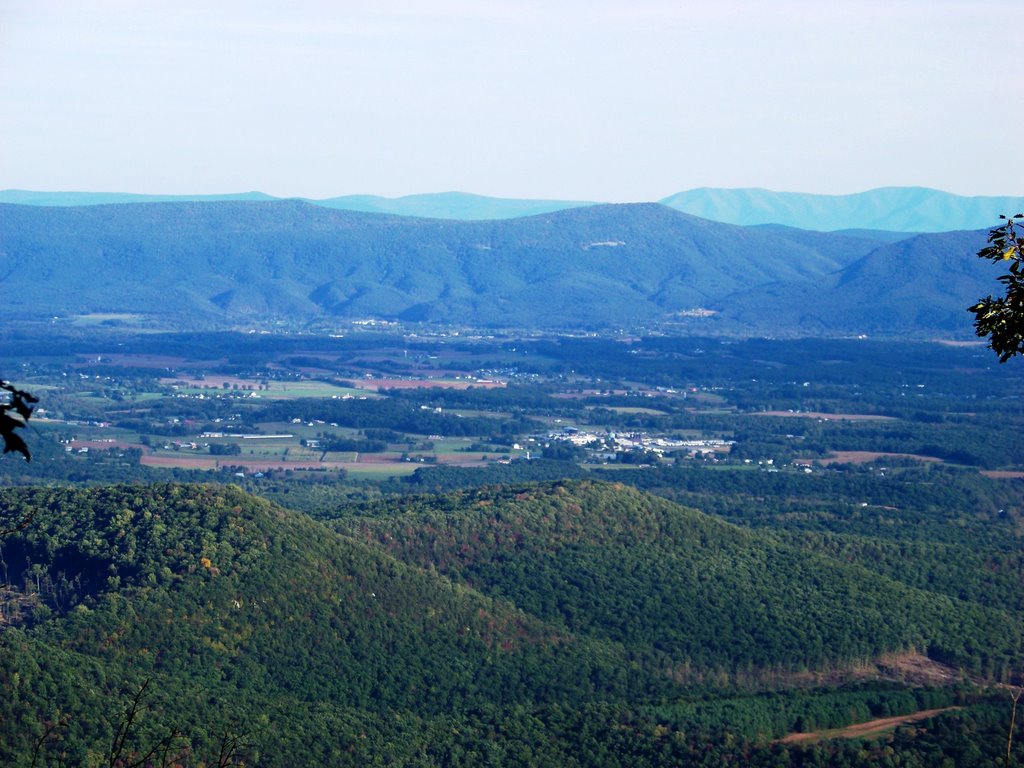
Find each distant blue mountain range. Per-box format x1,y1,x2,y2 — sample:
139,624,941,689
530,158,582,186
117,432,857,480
0,189,592,221
0,190,278,206
0,199,1003,338
3,186,1022,231
658,187,1024,233
312,192,594,220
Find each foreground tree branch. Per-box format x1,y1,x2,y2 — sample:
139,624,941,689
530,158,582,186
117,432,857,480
970,214,1024,362
0,379,38,461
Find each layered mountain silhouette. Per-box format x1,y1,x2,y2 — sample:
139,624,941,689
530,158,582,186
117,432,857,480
313,191,594,220
0,189,592,220
0,199,1001,336
5,185,1020,231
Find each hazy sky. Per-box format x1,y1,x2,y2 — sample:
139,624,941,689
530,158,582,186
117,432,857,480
1,1,1019,201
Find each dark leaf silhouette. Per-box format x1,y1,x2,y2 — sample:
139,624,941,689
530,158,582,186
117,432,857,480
970,214,1024,362
0,379,38,460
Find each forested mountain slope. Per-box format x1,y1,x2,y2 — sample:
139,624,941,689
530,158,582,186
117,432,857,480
2,199,1006,336
0,201,885,331
0,481,1019,765
339,481,1016,677
0,483,673,765
717,229,1004,335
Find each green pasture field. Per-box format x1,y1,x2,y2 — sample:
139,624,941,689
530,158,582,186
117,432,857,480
254,381,373,399
63,426,142,443
341,463,420,479
123,391,165,402
428,437,475,455
255,421,322,437
233,443,302,459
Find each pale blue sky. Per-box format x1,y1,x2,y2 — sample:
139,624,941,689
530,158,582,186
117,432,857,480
0,0,1019,201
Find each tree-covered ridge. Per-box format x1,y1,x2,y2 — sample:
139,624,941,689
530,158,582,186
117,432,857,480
1,482,1021,765
340,480,1019,679
0,483,692,764
584,463,1024,621
0,483,674,705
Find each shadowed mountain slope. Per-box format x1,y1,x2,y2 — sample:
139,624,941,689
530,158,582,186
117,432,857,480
716,229,1004,336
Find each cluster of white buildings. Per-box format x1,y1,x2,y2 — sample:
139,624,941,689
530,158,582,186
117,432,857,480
544,427,733,459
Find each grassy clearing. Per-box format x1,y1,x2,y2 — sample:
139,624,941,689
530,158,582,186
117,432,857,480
429,437,475,455
605,406,670,415
343,463,420,479
62,426,141,443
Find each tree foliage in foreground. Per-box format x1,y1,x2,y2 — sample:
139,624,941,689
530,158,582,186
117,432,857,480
970,213,1024,362
0,379,36,462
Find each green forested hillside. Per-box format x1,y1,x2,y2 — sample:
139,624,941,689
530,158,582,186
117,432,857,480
339,481,1017,679
593,464,1024,619
0,484,673,765
0,481,1020,765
